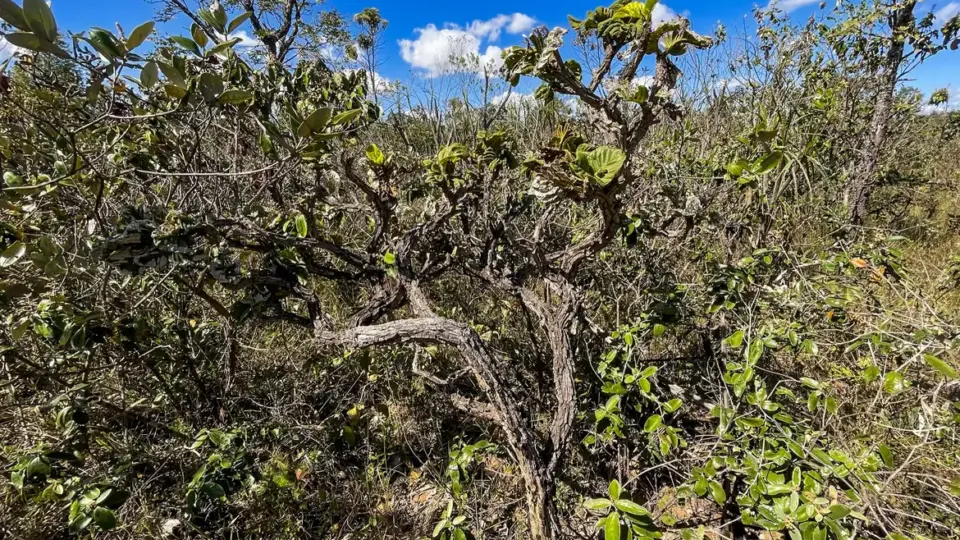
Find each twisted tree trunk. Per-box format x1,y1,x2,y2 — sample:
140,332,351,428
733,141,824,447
315,316,558,539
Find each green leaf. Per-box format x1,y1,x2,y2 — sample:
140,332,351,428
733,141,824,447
299,107,333,137
125,21,154,50
752,150,783,174
93,507,117,530
663,398,682,413
878,444,893,468
294,213,308,238
383,252,396,265
725,158,750,177
171,35,201,56
652,323,666,337
576,145,626,186
200,481,225,498
1,32,40,52
191,23,209,49
69,515,93,534
432,519,448,537
86,28,125,60
724,330,744,348
452,529,467,540
0,0,30,32
157,61,186,88
923,354,957,379
644,415,662,433
882,371,905,395
613,2,647,20
227,11,252,33
604,514,621,540
1,241,26,267
23,0,56,43
614,499,649,516
210,2,227,29
217,89,253,105
708,480,726,504
332,108,363,125
608,479,621,500
140,61,159,88
584,498,613,511
366,143,386,165
828,504,850,520
259,132,273,154
207,37,241,56
746,339,764,363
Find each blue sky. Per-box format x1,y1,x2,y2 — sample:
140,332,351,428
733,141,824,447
4,0,959,101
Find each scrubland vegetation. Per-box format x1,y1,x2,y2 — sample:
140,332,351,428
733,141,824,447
1,0,960,539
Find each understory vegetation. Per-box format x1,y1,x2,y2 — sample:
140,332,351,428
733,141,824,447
1,0,960,538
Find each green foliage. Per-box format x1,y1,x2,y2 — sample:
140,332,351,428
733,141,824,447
0,1,958,539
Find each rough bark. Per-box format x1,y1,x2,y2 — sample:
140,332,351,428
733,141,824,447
315,317,556,540
847,1,916,225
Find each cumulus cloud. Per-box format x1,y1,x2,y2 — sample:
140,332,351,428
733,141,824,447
399,13,536,77
651,4,679,26
934,2,960,24
766,0,820,14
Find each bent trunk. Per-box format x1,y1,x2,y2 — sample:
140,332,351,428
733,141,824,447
316,316,558,539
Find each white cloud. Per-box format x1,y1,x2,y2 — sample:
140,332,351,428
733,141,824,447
651,4,679,26
491,90,535,106
712,78,744,92
934,2,960,24
0,36,21,64
634,75,655,87
228,31,259,48
507,13,537,34
347,69,399,93
766,0,820,13
399,13,536,77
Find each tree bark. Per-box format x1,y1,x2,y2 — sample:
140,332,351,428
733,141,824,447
847,1,916,225
315,317,557,539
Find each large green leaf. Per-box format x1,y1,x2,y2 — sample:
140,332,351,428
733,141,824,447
217,89,253,105
0,241,26,267
140,61,159,88
0,0,30,31
93,507,116,530
584,498,612,511
608,479,621,500
125,21,154,50
23,0,56,42
613,499,649,516
171,35,201,56
227,11,252,33
604,514,621,540
576,146,626,186
299,107,333,137
923,354,957,379
752,150,783,174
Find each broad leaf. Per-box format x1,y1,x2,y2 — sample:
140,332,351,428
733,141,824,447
0,241,26,267
217,89,253,105
125,21,154,50
93,507,116,530
923,354,957,379
23,0,57,43
0,0,30,32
